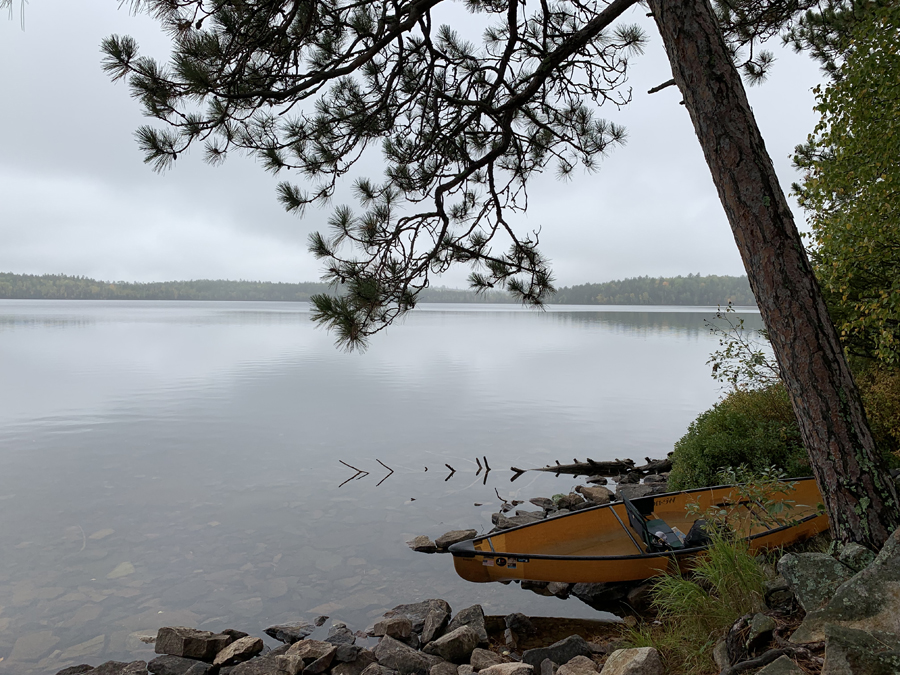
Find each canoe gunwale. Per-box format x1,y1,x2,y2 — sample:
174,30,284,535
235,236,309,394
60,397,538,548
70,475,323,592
448,477,825,563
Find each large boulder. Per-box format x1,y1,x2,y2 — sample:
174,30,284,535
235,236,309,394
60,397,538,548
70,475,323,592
422,626,480,664
446,606,488,645
777,553,855,612
155,627,232,662
88,663,148,675
791,525,900,643
598,648,663,675
522,636,593,670
821,625,900,675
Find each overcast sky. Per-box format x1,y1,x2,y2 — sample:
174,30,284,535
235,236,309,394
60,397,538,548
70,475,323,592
0,2,825,287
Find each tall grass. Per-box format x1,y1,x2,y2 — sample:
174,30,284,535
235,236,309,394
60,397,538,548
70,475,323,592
626,534,767,674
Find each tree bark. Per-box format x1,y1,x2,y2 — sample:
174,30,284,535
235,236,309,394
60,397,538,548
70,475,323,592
647,0,900,548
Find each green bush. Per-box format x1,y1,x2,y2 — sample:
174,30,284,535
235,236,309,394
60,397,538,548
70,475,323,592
668,384,809,490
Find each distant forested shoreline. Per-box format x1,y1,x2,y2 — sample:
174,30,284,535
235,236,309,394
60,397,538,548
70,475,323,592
0,272,755,306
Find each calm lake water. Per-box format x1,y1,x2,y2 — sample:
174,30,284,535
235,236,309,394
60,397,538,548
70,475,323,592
0,300,761,672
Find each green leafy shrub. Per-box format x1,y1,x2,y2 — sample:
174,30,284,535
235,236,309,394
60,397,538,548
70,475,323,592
626,534,767,673
668,383,809,490
857,365,900,464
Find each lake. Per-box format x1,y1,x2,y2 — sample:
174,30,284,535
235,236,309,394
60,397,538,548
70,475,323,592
0,300,761,672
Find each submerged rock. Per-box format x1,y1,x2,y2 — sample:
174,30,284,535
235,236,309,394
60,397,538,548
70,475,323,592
264,621,315,645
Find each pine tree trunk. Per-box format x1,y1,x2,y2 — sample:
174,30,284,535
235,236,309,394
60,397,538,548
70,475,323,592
647,0,899,549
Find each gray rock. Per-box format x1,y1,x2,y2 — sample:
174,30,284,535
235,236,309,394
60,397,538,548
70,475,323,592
791,525,900,643
746,614,777,651
504,614,535,635
361,665,401,675
265,622,315,645
223,629,250,641
336,644,363,662
821,625,900,675
539,659,557,675
392,600,453,636
556,656,597,675
435,530,477,550
597,648,663,675
149,654,217,675
274,654,304,675
777,553,855,612
764,576,793,607
478,665,533,675
553,494,586,510
422,604,452,644
431,662,459,675
546,582,571,599
423,626,480,664
838,543,877,573
712,639,729,670
756,655,804,675
624,584,653,613
446,606,488,645
529,498,556,511
56,667,95,675
375,615,414,640
575,486,613,505
522,636,593,670
408,536,438,554
90,662,149,675
327,623,357,646
286,639,337,674
470,649,503,671
230,648,289,675
458,666,475,675
494,513,543,530
156,627,232,661
214,637,264,667
375,635,440,674
641,475,667,485
332,650,378,675
570,583,631,609
614,485,657,501
9,630,59,662
585,476,608,485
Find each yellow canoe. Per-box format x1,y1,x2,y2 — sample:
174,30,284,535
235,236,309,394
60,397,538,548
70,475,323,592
449,477,828,584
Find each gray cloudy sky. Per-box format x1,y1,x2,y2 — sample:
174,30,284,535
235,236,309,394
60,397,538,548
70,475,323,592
0,2,824,287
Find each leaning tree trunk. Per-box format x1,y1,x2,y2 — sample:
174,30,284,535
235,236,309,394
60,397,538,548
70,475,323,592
647,0,899,549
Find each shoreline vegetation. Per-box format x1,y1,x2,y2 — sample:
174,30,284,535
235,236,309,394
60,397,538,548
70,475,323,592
0,272,756,306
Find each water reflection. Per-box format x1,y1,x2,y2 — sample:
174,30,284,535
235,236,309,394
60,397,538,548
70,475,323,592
0,301,759,673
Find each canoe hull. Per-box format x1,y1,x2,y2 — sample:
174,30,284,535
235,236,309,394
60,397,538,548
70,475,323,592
449,478,829,584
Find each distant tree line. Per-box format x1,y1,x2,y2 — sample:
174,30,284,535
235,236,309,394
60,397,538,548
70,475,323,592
0,272,755,306
553,274,755,306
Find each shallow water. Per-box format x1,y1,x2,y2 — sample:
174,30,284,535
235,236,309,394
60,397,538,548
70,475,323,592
0,300,761,672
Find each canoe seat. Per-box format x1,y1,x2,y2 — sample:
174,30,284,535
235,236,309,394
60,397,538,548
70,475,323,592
623,496,685,552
